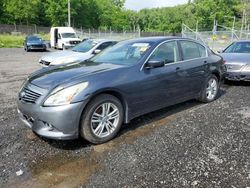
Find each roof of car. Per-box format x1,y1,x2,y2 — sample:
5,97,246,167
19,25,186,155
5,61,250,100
123,36,201,44
27,35,41,39
89,39,117,43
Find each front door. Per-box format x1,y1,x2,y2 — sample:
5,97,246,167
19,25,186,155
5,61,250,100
130,40,190,116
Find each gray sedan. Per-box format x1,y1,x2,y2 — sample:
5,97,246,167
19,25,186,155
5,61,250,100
220,41,250,81
17,37,226,144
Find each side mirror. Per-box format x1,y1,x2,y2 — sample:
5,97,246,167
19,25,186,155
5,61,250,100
145,60,165,69
93,49,101,54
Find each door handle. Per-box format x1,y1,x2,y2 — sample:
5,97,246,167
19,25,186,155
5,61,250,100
204,60,208,64
175,67,180,72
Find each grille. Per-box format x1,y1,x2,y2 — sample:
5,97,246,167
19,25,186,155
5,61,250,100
226,64,243,71
31,45,43,48
69,41,81,45
20,87,42,103
40,59,50,66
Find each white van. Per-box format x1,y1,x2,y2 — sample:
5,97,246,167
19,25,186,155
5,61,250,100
50,27,81,50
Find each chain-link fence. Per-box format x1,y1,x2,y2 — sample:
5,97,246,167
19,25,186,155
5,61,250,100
74,28,140,40
182,23,250,52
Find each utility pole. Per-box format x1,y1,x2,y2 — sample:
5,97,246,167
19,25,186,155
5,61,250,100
68,0,71,27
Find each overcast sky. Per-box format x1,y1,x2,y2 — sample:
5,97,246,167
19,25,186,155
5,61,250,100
124,0,188,11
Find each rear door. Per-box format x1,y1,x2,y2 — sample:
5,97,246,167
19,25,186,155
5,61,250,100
177,40,208,96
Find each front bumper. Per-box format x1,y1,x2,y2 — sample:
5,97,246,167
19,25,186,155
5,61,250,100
27,45,46,50
17,99,87,140
225,71,250,81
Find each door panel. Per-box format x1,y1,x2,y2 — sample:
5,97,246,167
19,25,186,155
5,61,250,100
128,41,189,117
178,40,208,95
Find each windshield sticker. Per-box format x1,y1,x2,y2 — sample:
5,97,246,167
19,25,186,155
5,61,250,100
132,43,150,47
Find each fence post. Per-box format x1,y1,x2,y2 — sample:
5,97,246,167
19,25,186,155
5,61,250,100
14,23,17,32
34,24,37,34
138,25,141,38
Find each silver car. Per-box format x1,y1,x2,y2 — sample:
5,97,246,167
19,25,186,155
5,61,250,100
220,41,250,81
39,39,117,66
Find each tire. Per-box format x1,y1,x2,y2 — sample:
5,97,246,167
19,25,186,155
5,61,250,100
198,74,219,103
80,94,124,144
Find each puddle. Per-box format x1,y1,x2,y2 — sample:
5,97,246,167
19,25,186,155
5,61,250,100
8,152,101,188
6,100,199,188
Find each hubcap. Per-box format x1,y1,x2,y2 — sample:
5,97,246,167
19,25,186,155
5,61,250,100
91,102,120,138
206,78,218,100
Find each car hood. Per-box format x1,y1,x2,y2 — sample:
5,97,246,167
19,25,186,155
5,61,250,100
41,50,91,63
220,53,250,64
29,61,122,89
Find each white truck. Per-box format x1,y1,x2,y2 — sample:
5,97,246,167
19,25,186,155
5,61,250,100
50,27,81,50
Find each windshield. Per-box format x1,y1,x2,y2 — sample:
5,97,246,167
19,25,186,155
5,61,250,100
72,39,98,53
91,41,153,65
28,37,42,42
61,33,77,38
224,42,250,53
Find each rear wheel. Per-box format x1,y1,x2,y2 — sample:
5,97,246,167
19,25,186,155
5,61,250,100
80,94,124,144
198,75,219,103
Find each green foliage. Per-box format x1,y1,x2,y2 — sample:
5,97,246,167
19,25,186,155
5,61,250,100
0,0,247,33
0,34,25,48
4,0,41,24
0,34,49,48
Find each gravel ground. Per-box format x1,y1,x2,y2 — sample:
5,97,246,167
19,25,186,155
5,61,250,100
0,48,249,188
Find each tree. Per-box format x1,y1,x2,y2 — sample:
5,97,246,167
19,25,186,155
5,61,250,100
4,0,40,24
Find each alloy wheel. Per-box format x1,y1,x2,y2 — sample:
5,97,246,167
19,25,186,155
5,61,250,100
206,78,218,100
91,102,120,138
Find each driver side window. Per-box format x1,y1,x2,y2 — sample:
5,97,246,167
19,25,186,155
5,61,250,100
149,41,180,64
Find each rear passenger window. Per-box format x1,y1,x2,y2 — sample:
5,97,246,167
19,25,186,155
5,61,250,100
180,41,207,60
150,41,180,64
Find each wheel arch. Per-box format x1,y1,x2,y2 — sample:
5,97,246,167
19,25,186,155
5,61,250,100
83,89,130,124
211,71,221,82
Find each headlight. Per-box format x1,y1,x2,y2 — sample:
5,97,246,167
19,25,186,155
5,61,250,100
51,57,77,65
243,65,250,71
43,82,88,106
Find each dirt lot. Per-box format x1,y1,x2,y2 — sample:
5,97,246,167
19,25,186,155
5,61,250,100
0,48,249,188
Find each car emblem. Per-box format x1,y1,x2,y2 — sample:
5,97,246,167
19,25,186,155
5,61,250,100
20,91,26,98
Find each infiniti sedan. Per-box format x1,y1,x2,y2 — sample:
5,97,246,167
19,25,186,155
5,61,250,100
17,37,226,144
220,41,250,81
39,39,117,66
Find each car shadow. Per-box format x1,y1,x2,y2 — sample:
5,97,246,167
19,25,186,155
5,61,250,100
224,80,250,86
42,87,228,150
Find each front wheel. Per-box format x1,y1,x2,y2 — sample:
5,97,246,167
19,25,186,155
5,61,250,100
80,94,124,144
198,75,219,103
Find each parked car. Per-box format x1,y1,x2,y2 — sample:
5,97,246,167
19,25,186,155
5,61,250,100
50,27,81,50
39,39,117,66
220,40,250,81
17,37,226,144
24,35,47,52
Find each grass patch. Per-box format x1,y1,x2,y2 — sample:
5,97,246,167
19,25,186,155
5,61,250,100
0,34,50,48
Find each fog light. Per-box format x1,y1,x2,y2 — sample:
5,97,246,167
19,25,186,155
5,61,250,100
42,121,54,131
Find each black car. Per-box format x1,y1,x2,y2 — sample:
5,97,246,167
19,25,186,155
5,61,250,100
24,35,47,52
17,37,226,144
